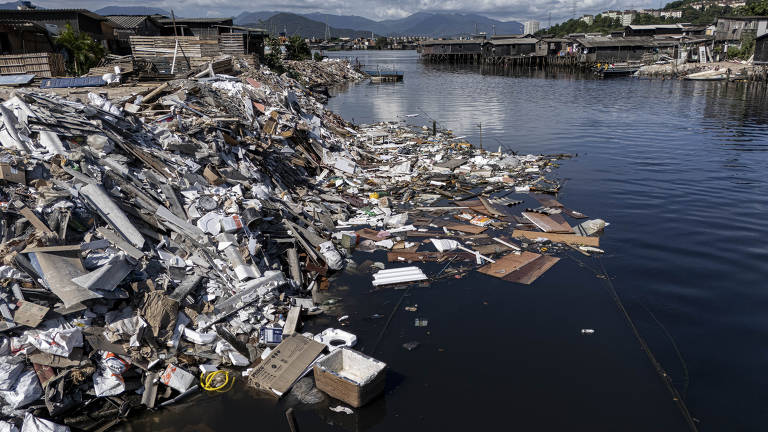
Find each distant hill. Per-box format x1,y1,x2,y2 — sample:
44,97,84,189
377,12,523,37
241,12,375,39
303,12,381,34
93,6,170,16
236,10,522,37
0,1,21,9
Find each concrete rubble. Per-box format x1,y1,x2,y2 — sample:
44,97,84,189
0,57,607,429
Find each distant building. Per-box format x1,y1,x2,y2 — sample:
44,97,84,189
0,8,115,40
603,10,636,26
0,19,54,54
524,20,540,34
715,16,768,42
580,15,595,25
690,0,746,10
661,10,683,18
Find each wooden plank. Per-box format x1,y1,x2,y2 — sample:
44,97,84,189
512,230,600,247
283,306,301,337
387,251,475,263
443,223,488,234
522,211,571,233
505,255,560,285
477,251,540,278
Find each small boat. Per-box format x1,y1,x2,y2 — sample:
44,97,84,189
593,62,641,77
684,69,728,81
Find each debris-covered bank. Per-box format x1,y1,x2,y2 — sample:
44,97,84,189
0,58,606,431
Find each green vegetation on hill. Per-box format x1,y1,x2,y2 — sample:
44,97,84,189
540,0,768,37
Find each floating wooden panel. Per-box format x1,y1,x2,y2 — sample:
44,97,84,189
522,211,571,233
512,230,599,247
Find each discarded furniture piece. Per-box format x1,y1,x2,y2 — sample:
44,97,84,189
314,347,387,407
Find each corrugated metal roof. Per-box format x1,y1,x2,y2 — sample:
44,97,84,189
106,15,150,29
628,24,684,30
575,37,655,48
421,39,484,45
156,17,232,24
489,38,539,45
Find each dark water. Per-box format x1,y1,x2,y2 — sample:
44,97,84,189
121,51,768,432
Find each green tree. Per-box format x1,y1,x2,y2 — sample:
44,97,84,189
55,24,105,75
285,36,311,61
736,0,768,15
313,51,324,61
375,37,388,50
264,37,284,73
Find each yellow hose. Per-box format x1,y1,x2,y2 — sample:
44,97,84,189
199,370,234,392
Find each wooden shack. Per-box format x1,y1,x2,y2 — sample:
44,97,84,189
0,19,55,54
574,37,656,63
420,39,484,63
483,38,541,57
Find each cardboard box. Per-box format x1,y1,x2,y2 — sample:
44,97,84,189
0,163,25,184
313,347,386,407
248,334,325,397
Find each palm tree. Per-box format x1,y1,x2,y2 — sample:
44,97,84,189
56,24,105,75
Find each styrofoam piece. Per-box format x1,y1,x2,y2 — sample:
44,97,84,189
314,328,357,351
160,364,195,393
372,266,427,286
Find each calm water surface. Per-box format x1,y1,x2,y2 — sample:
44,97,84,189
122,51,768,432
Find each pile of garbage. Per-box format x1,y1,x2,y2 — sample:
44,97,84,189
0,58,606,431
283,59,366,89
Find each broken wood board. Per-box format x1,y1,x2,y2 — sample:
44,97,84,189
248,334,325,397
521,212,571,233
13,300,50,327
477,251,560,285
505,255,560,284
356,228,389,241
512,230,600,247
532,194,563,208
283,306,301,337
442,223,487,234
387,251,475,263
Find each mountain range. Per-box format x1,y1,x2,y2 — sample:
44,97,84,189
237,11,523,38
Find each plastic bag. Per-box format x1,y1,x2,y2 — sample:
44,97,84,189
0,369,43,408
0,420,19,432
26,327,83,357
93,352,129,397
20,413,69,432
0,357,24,390
319,241,343,270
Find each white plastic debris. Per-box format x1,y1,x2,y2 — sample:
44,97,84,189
21,413,70,432
93,352,130,397
0,369,42,408
329,405,354,414
313,328,357,351
319,241,343,270
160,364,195,393
24,327,83,357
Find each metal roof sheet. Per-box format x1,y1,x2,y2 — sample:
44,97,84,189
489,38,539,45
106,15,151,29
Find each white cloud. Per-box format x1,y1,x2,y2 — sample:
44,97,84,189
33,0,660,23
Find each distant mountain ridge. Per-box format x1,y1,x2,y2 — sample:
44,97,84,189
245,12,375,39
236,11,523,37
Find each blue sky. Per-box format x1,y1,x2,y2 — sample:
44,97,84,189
33,0,660,22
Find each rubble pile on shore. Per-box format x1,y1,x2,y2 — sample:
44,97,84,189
0,58,606,431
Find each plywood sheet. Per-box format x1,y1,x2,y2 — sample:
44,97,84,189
512,230,599,247
522,212,571,233
477,251,540,278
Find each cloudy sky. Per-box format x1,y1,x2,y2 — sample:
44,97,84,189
31,0,660,22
